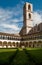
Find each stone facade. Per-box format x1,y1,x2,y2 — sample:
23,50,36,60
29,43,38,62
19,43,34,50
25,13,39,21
20,2,33,35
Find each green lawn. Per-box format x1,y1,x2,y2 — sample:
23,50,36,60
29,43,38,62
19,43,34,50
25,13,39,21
0,49,17,65
0,48,42,65
26,48,42,65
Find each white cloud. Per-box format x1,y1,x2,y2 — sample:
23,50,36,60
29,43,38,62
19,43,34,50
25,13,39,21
0,7,22,33
12,17,23,22
0,1,24,34
33,11,42,26
0,23,20,30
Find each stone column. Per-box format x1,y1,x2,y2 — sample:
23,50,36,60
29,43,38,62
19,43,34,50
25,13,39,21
31,42,33,47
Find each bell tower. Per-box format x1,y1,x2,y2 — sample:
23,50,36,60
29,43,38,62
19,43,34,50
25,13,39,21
23,2,33,34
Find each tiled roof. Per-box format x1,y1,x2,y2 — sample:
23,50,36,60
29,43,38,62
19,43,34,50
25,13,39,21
0,32,20,37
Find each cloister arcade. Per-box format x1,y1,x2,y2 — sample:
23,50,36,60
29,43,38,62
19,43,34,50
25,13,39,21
0,32,42,48
0,40,42,48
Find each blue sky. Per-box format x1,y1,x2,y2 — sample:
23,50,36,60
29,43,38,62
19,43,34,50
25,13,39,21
0,0,42,34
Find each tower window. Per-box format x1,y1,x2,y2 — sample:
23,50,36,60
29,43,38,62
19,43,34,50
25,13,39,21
28,4,31,11
29,13,31,19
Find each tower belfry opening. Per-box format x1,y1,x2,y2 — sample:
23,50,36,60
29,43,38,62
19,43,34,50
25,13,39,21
29,13,31,19
28,4,31,11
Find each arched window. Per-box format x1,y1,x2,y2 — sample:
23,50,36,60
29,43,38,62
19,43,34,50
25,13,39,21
29,13,31,19
28,4,31,11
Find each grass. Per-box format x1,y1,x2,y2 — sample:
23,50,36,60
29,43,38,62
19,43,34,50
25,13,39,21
0,48,17,65
12,49,28,65
26,48,42,65
0,48,42,65
0,48,17,52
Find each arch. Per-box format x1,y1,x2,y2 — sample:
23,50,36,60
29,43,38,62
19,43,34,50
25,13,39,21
33,41,37,48
0,41,2,48
28,4,31,11
3,41,7,45
38,41,42,43
12,42,15,46
11,42,15,48
25,42,28,47
0,41,2,46
33,44,35,48
29,41,32,43
8,42,12,48
37,41,42,47
3,41,7,48
8,42,11,46
29,41,32,47
22,42,25,46
20,42,25,48
33,41,37,43
19,42,25,48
